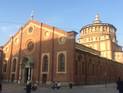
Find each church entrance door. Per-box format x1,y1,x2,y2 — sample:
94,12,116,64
42,74,47,84
21,56,33,83
24,68,32,83
24,68,29,83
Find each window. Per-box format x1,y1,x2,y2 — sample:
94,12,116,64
84,30,86,34
12,59,16,72
58,37,66,45
14,38,19,44
5,47,9,52
78,55,82,62
103,26,107,31
92,27,95,31
27,41,34,51
58,53,65,72
45,31,50,37
88,63,90,75
3,63,7,72
42,55,48,72
100,26,103,31
28,27,33,33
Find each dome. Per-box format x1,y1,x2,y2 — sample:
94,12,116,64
80,14,117,32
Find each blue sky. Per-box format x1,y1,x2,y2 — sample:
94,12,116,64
0,0,123,46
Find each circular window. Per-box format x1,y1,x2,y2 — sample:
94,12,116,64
58,37,66,44
28,27,33,33
45,31,50,37
15,38,19,44
27,41,34,51
5,47,9,52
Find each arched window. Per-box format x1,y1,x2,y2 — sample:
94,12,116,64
82,62,85,74
58,53,65,72
12,59,16,72
78,55,82,62
3,63,7,72
42,55,48,72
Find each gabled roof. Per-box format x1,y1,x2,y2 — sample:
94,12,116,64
75,43,100,56
3,19,78,48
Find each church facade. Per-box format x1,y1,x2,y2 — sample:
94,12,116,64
2,16,123,85
2,20,77,84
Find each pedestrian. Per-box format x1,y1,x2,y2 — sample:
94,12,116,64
32,82,38,91
69,83,73,89
51,81,56,89
56,81,61,89
0,83,2,93
26,80,32,93
116,77,123,93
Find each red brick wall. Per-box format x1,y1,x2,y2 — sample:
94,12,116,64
75,49,123,85
2,21,76,84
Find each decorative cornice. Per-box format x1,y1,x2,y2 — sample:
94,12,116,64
80,23,117,32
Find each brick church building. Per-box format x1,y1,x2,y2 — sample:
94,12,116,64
2,15,123,85
0,47,3,83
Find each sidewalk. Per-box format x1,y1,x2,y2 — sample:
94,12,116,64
2,83,119,93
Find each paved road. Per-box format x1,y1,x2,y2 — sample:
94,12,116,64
2,83,119,93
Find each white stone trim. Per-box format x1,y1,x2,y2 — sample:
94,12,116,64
23,23,67,37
